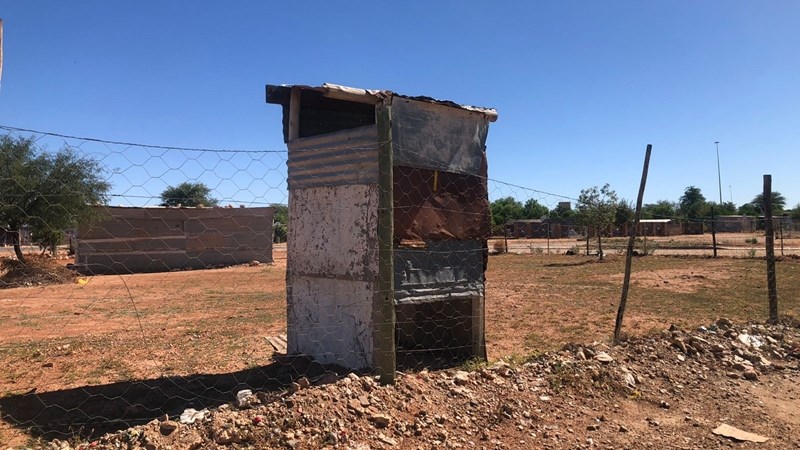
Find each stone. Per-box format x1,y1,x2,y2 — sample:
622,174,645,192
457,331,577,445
454,371,470,386
235,389,254,408
296,376,311,389
743,368,759,381
595,352,614,363
179,408,207,424
370,413,392,428
377,433,398,445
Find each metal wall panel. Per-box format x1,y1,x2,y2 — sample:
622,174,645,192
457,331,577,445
287,125,378,189
286,184,379,368
393,240,486,305
391,98,489,176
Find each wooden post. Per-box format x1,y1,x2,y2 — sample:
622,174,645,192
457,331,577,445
375,101,396,384
546,223,550,255
711,207,717,258
763,175,779,323
586,231,590,256
504,225,509,253
780,222,785,256
288,87,301,141
614,144,652,344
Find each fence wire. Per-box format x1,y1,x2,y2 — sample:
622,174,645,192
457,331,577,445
0,125,795,448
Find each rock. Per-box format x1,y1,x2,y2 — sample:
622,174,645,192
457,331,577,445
587,424,600,431
716,318,733,330
623,372,636,387
659,400,670,409
216,430,233,445
712,423,769,443
595,352,614,363
159,420,179,436
248,260,261,267
618,425,629,433
288,382,301,394
454,371,470,386
377,433,398,445
370,413,392,428
235,389,254,408
743,368,759,381
296,376,311,389
672,339,688,354
179,408,207,424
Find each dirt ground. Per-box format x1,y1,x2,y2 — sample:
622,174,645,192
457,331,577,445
0,250,799,448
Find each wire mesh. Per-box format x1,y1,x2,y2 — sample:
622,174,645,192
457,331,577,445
0,122,795,447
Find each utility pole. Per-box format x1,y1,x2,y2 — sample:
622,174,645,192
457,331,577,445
715,141,723,205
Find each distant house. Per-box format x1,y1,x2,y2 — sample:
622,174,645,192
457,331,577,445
716,215,756,233
638,219,682,237
506,219,550,238
76,206,274,274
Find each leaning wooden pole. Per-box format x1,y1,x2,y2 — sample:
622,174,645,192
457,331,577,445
763,174,779,323
613,144,652,344
375,101,396,384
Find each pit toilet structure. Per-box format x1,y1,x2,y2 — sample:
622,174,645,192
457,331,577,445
267,83,497,378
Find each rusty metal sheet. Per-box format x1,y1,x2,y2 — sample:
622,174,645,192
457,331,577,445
393,166,490,241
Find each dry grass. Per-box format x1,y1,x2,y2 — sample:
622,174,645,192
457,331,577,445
486,254,800,357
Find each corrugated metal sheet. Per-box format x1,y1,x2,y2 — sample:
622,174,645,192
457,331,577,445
393,240,486,305
287,125,378,189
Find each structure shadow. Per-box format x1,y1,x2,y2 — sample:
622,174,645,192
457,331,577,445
0,357,345,442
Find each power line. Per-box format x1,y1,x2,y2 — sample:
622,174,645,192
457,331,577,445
0,125,288,154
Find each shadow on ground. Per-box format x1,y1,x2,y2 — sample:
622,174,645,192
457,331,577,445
0,357,343,442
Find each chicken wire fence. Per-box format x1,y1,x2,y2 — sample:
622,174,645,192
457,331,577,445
0,122,563,444
0,124,790,446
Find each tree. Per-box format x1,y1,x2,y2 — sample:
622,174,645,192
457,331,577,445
549,202,575,220
522,199,549,220
160,182,219,207
272,204,288,243
751,191,786,215
0,135,110,263
614,200,634,227
490,197,524,233
642,200,677,220
576,184,618,260
789,203,800,220
737,202,760,216
707,201,737,216
679,186,707,220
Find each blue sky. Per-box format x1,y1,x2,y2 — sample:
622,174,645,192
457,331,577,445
1,1,798,208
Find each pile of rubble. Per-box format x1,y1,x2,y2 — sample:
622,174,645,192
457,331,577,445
48,319,799,449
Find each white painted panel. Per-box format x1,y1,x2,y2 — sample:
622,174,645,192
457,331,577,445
287,276,375,369
288,184,379,280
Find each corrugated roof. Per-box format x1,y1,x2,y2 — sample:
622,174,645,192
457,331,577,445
266,83,498,121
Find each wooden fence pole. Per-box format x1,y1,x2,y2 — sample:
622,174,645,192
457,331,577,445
614,144,652,344
711,207,717,258
376,102,396,384
763,174,779,323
